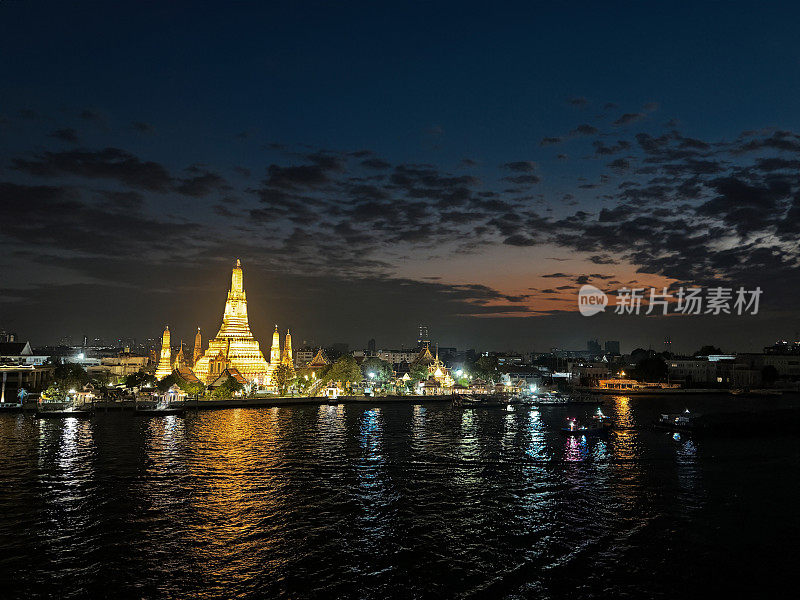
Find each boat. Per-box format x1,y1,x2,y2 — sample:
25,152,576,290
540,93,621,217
134,399,185,415
561,409,612,436
454,394,509,409
653,409,696,431
36,403,91,418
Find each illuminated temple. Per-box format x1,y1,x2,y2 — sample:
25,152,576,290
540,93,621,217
191,260,273,386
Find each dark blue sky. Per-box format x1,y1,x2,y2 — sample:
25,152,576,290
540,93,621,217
3,1,800,352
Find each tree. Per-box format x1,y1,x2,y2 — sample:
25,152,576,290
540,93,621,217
322,356,362,389
409,363,429,382
92,370,111,387
633,356,668,382
361,357,393,382
157,373,179,393
125,371,157,390
475,354,499,383
273,364,295,396
210,377,243,400
53,362,89,392
156,370,205,395
694,345,723,357
761,365,779,386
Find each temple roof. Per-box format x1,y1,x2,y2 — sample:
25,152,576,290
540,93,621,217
308,348,330,367
0,341,32,356
208,367,248,388
176,366,201,384
409,345,435,369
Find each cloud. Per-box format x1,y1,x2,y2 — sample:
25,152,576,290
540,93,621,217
540,137,562,146
613,113,645,126
12,148,173,191
175,169,228,197
48,128,79,143
502,161,537,172
571,124,598,136
132,121,155,134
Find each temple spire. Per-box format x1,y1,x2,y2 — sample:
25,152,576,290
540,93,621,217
155,325,172,380
270,325,281,363
193,327,202,366
282,329,293,366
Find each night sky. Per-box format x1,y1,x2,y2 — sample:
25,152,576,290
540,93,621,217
3,1,800,353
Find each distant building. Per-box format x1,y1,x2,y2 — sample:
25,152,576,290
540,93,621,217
100,351,149,378
418,325,430,346
764,340,800,355
294,348,315,367
496,353,524,367
0,341,50,366
570,361,611,386
587,339,602,355
604,340,621,355
375,349,418,366
367,338,376,355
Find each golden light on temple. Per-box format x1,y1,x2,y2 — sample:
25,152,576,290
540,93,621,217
192,327,202,366
155,326,172,380
193,259,270,385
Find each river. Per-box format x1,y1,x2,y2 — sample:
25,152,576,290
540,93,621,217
1,395,798,598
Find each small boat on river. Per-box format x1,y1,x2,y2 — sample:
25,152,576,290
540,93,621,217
653,409,696,432
561,408,613,436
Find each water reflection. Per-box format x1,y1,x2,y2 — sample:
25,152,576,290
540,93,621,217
411,404,426,445
1,400,774,599
564,435,589,462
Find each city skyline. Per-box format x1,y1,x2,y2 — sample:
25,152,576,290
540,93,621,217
4,2,800,350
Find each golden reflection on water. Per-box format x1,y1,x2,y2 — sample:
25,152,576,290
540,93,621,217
177,409,285,577
611,395,637,459
317,404,346,457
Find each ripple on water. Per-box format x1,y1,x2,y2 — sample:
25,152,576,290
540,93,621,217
1,397,799,598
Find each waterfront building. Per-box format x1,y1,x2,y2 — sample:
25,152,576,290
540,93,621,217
410,344,455,390
0,341,50,366
193,260,270,385
154,326,172,380
0,364,54,400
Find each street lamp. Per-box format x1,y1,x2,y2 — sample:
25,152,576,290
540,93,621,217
369,372,375,379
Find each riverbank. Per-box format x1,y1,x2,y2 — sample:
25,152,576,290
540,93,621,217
15,393,458,413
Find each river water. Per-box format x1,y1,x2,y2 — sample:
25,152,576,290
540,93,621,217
1,396,798,599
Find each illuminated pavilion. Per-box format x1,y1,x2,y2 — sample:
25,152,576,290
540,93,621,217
193,259,271,385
